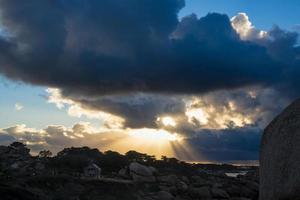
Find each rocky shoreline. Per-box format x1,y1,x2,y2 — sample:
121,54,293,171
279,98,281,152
0,142,259,200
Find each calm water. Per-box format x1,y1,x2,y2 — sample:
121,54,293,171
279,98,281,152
225,172,247,177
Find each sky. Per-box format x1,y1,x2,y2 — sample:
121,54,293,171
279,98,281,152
180,0,300,30
0,0,299,164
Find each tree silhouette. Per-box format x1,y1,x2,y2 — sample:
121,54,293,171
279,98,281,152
125,150,156,164
39,150,52,158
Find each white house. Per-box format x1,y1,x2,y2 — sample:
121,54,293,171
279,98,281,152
84,163,101,179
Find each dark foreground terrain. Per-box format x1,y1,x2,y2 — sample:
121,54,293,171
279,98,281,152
0,142,258,200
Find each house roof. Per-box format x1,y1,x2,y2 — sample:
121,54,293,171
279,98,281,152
86,163,101,170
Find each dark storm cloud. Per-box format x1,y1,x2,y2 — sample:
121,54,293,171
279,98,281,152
0,132,15,145
0,0,298,97
72,94,185,128
180,127,262,162
0,0,184,95
262,26,300,63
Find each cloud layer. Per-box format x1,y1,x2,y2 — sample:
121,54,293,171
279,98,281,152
0,122,261,162
46,86,289,131
0,1,299,162
0,0,298,97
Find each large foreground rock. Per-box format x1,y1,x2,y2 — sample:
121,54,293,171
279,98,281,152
260,99,300,200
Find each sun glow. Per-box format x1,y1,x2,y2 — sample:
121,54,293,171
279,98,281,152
101,128,187,159
157,116,177,127
186,108,208,125
129,128,180,142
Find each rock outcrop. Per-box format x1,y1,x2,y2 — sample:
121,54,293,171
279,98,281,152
260,99,300,200
129,162,156,183
0,142,259,200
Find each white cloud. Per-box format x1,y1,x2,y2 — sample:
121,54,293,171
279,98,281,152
184,96,254,129
46,88,125,129
15,103,23,111
0,122,181,158
231,12,268,41
46,85,289,133
46,88,73,109
180,87,290,130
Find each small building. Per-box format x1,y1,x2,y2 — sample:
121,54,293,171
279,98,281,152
84,163,101,179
